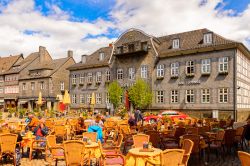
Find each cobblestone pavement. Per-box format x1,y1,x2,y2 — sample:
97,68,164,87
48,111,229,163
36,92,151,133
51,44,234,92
1,147,248,165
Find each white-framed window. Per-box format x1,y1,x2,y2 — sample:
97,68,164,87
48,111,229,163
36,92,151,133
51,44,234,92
87,94,92,104
171,90,178,103
117,69,123,80
219,88,228,103
80,74,85,84
106,70,110,81
106,93,110,104
201,89,210,103
4,86,19,94
31,82,35,91
156,91,164,103
219,57,229,73
40,82,45,90
96,72,102,83
80,94,85,104
0,88,3,94
172,39,180,49
186,61,195,76
87,73,93,83
72,94,77,104
22,83,27,91
72,74,76,85
201,59,211,74
99,52,105,61
141,65,148,78
186,90,194,103
60,82,64,91
128,67,135,80
203,33,213,44
96,93,102,104
171,62,179,77
157,64,164,78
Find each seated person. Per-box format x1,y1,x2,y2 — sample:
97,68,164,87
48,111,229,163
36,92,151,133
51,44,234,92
90,115,104,128
33,119,48,146
76,117,85,135
26,114,40,132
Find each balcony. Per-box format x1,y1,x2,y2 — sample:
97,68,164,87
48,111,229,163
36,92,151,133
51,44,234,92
114,46,148,57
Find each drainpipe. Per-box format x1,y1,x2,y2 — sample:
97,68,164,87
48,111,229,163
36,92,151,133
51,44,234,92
233,49,237,122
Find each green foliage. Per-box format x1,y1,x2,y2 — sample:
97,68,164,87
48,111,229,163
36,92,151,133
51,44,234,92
8,108,16,114
108,81,123,110
128,79,152,109
49,109,56,118
18,108,26,116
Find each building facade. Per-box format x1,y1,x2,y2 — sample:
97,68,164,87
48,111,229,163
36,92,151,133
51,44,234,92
0,55,23,109
18,46,75,111
68,28,250,121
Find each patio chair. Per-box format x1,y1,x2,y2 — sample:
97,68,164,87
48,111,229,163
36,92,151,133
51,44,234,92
223,129,236,154
46,135,64,166
186,127,198,135
63,140,87,166
54,125,67,142
238,151,250,166
98,140,125,166
145,130,163,149
29,138,47,160
103,134,123,154
207,130,225,161
82,132,97,142
234,127,245,150
0,133,18,166
132,134,150,148
182,134,202,161
146,149,185,166
181,139,194,166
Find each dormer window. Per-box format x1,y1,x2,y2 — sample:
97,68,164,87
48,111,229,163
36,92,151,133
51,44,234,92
172,39,180,49
128,44,135,52
117,46,123,54
99,52,105,61
203,33,213,44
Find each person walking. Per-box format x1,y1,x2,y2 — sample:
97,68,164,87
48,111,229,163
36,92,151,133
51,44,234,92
134,108,143,126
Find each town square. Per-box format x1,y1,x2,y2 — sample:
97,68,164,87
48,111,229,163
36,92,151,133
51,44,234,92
0,0,250,166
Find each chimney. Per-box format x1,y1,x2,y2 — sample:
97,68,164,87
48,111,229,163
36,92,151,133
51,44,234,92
81,55,87,64
109,43,113,47
67,50,73,58
39,46,46,63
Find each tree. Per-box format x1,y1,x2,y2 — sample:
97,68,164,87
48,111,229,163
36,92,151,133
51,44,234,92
108,81,123,110
128,79,152,109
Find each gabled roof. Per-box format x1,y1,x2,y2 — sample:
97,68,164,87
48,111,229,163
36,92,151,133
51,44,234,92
157,28,240,57
0,54,23,75
68,46,112,70
4,53,39,75
19,57,72,80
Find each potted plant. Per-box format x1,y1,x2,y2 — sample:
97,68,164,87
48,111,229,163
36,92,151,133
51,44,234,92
18,108,26,119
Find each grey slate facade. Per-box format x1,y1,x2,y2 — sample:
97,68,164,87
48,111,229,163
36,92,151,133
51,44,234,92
68,28,250,121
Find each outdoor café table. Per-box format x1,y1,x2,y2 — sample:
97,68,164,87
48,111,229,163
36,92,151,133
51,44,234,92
85,142,101,158
125,147,162,166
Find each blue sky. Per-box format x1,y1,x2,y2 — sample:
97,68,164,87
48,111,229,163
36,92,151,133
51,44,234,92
35,0,116,21
0,0,250,60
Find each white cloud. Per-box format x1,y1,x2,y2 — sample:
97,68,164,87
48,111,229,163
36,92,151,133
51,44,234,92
0,0,250,62
110,0,250,48
0,0,114,61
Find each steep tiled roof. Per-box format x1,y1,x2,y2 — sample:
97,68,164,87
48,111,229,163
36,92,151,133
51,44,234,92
4,53,39,74
68,46,112,70
19,57,72,80
0,55,23,75
157,28,239,57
